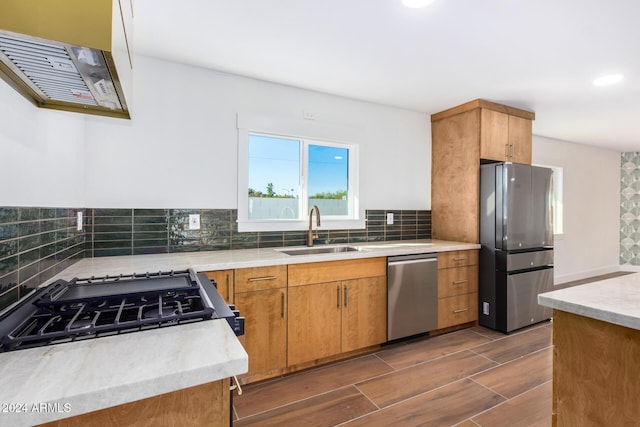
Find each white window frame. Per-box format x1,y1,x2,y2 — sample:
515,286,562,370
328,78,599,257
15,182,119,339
535,163,564,237
237,113,365,232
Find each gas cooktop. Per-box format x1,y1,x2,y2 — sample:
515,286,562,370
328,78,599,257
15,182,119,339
0,269,244,352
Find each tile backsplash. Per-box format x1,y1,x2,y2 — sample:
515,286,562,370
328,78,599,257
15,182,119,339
0,207,85,312
0,206,431,312
87,209,432,256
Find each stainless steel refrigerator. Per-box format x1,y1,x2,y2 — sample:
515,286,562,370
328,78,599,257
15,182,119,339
479,162,554,333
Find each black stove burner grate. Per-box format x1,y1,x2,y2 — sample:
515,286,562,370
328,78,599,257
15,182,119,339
0,269,230,352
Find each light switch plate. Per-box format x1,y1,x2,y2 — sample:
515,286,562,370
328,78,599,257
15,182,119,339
188,214,200,230
76,211,83,231
386,213,394,225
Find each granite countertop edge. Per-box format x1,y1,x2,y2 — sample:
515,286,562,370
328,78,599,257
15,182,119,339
538,272,640,331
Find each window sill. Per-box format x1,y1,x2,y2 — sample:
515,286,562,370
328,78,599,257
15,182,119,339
237,218,366,233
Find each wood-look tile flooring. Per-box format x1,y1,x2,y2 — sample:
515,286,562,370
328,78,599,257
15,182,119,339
232,272,632,427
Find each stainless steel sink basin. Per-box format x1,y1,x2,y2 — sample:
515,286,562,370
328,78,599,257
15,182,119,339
279,246,360,256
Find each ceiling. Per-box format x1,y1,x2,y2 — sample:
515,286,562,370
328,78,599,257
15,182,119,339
133,0,640,152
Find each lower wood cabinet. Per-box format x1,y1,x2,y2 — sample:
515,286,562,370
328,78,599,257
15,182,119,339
232,265,287,383
341,276,387,353
204,269,234,304
37,380,230,427
287,258,387,367
288,281,342,366
437,250,479,329
209,257,387,383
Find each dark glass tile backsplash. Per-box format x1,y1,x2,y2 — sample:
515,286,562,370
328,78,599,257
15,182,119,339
0,207,431,312
88,209,431,257
0,207,85,312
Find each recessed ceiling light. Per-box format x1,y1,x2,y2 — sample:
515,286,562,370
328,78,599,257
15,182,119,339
402,0,436,8
593,74,624,87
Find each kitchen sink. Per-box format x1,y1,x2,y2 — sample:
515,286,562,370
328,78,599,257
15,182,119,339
279,246,360,256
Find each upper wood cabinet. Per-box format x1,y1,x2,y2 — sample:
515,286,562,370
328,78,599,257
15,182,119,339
431,99,535,243
480,109,532,163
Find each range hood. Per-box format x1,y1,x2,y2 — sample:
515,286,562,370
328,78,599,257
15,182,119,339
0,0,132,119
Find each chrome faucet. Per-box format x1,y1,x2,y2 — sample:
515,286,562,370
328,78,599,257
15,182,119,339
307,205,321,247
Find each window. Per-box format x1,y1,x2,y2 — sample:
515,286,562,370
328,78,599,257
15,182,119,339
550,166,563,235
237,115,363,232
536,164,563,235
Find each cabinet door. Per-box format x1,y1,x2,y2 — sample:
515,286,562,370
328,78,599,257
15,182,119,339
234,288,287,380
204,270,234,304
480,109,509,161
341,276,387,353
508,115,532,164
288,282,341,366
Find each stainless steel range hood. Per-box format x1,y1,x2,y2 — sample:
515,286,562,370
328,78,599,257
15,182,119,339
0,0,132,119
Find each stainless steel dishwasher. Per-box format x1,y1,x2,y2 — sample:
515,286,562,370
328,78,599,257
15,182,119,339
387,253,438,341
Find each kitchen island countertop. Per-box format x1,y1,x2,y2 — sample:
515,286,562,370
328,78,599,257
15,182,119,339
538,272,640,330
0,319,247,426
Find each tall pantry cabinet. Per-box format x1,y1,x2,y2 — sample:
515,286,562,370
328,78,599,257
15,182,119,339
431,99,535,243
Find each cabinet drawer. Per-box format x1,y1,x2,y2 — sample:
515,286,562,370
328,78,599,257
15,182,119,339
438,250,478,269
235,265,287,292
437,265,478,298
438,292,478,329
288,257,386,287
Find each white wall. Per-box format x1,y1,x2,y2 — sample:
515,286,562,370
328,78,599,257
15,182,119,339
532,135,620,284
0,80,86,207
84,55,431,210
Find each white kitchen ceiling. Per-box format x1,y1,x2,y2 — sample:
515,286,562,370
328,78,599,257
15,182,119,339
133,0,640,152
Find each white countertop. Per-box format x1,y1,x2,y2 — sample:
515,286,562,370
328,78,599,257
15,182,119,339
538,272,640,331
49,239,478,282
0,239,477,425
0,319,247,426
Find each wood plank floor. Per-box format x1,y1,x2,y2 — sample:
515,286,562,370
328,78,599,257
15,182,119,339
232,272,631,426
233,322,553,426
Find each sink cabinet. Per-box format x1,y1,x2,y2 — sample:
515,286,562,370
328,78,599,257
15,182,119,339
287,258,387,367
431,99,535,243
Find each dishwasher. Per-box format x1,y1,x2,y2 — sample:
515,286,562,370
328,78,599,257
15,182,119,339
387,253,438,341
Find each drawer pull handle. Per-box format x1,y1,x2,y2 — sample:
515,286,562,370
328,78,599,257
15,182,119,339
452,280,468,285
230,376,243,395
453,308,469,314
452,257,467,262
248,276,277,282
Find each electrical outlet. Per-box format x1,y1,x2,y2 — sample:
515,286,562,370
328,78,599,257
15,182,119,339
303,110,315,120
386,213,394,225
483,302,490,315
188,214,200,230
76,211,83,231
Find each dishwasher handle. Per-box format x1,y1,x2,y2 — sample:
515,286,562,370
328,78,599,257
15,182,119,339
388,253,437,265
